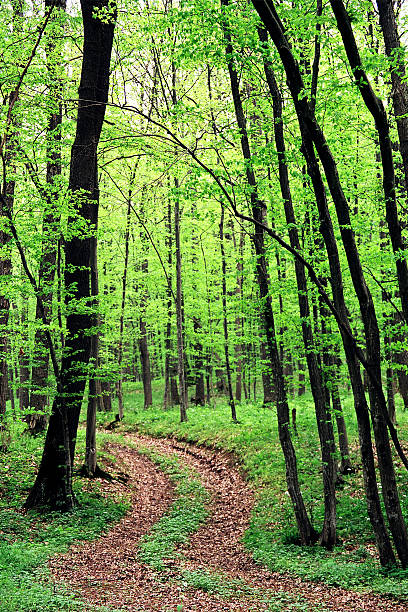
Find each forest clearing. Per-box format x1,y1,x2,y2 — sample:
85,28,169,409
2,0,408,609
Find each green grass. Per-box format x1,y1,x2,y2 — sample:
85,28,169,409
178,568,251,597
135,446,210,571
0,420,128,611
101,380,408,601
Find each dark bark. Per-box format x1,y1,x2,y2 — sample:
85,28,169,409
139,317,153,409
138,199,153,410
377,0,408,193
260,33,337,547
0,1,23,432
18,303,30,414
219,205,237,422
233,226,244,403
260,341,274,406
174,178,188,422
24,0,115,511
83,224,98,477
298,361,306,396
329,0,408,327
163,198,179,409
253,0,406,566
330,357,353,474
28,0,66,434
190,202,205,405
223,0,316,544
117,184,132,420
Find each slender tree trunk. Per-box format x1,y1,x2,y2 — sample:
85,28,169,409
139,316,153,409
233,226,244,403
329,0,408,326
190,202,205,405
174,179,188,422
260,35,337,547
18,303,30,414
0,0,23,441
253,1,407,566
222,0,316,544
117,181,133,420
377,0,408,193
219,206,237,421
138,199,153,410
333,401,351,474
260,341,274,406
83,224,99,477
163,198,179,409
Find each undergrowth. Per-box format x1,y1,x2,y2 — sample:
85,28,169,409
135,446,210,570
0,420,128,611
100,380,408,601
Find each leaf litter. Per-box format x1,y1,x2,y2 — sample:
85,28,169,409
49,434,408,611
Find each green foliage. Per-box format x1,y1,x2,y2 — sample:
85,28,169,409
136,447,209,571
117,387,408,600
178,568,251,598
0,423,127,611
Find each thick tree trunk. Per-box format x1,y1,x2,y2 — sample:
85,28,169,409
24,0,115,511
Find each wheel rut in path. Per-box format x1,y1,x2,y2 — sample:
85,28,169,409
50,433,407,611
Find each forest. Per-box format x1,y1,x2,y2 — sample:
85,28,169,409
2,0,408,610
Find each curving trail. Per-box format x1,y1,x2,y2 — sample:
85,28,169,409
50,434,406,611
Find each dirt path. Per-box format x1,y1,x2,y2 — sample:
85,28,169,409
50,434,407,611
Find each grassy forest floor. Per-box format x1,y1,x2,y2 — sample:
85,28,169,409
2,381,408,610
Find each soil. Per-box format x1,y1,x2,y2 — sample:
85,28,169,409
49,433,408,611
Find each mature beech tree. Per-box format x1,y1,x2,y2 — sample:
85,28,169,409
25,0,116,510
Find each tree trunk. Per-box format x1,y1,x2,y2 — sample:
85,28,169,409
233,226,244,403
260,341,274,406
28,0,66,435
254,1,407,566
24,0,115,511
219,205,237,422
138,198,153,410
117,181,133,420
163,198,179,409
222,0,316,544
174,178,188,422
329,0,408,327
260,36,337,547
18,303,30,414
139,316,153,409
377,0,408,193
0,0,23,440
83,222,99,477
